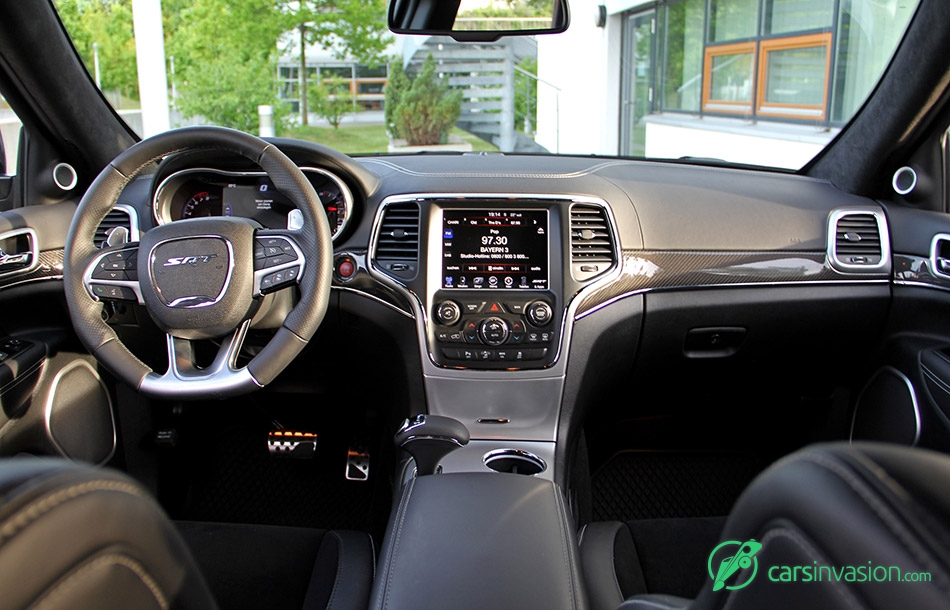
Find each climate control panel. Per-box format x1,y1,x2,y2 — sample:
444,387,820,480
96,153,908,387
429,293,559,369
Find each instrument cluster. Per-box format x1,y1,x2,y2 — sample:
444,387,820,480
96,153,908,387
153,167,353,240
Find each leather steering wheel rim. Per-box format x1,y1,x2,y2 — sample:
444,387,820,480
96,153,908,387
63,126,334,399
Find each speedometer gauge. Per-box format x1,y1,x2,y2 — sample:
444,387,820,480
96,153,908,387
181,191,220,218
318,189,347,237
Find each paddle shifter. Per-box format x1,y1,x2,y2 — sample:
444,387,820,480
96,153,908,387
394,414,470,476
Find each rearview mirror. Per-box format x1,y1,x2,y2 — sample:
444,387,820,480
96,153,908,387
388,0,569,43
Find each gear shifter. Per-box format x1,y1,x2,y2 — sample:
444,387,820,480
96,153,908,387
394,414,470,476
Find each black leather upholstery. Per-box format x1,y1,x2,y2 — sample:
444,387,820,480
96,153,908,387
370,472,588,610
583,443,950,610
0,459,374,610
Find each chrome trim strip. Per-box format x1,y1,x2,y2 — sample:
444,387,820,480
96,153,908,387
113,204,142,242
929,233,950,281
152,166,353,240
44,360,117,466
0,228,40,279
850,366,920,447
483,448,547,474
331,285,414,319
147,235,235,308
827,207,891,274
575,278,891,320
81,246,145,305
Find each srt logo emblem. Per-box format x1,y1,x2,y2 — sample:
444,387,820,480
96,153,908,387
164,254,218,267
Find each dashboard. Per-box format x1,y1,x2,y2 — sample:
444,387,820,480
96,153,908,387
87,141,902,450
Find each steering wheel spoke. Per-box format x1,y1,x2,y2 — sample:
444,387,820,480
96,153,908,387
139,320,260,397
253,230,307,297
83,244,144,305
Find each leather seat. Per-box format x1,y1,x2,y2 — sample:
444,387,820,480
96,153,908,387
580,442,950,610
0,458,374,610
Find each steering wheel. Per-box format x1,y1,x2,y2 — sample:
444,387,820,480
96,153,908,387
63,126,333,399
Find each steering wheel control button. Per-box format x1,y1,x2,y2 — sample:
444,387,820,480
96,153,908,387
479,317,510,346
91,284,137,301
436,301,462,326
526,301,553,326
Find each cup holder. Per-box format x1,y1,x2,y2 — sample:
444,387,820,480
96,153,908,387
483,449,546,475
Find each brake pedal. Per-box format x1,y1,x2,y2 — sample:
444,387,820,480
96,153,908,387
345,443,371,482
267,430,317,459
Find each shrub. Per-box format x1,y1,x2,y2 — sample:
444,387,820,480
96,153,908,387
391,54,462,146
309,77,354,130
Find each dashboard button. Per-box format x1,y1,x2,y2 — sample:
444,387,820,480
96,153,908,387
436,301,462,325
505,302,525,314
495,350,509,361
486,302,505,314
525,348,547,360
441,348,461,360
464,302,485,314
460,349,476,361
526,332,541,343
509,332,524,344
479,317,509,346
526,301,553,326
477,349,493,361
539,331,553,342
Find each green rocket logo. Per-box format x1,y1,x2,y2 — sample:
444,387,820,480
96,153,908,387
707,539,763,591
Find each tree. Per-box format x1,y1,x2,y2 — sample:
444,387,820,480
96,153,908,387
55,0,139,103
167,0,287,132
308,77,353,129
391,54,462,146
384,58,409,139
279,0,390,126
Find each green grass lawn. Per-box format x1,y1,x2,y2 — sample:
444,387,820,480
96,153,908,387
283,123,499,154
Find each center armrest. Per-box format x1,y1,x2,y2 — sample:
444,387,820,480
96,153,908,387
369,472,587,610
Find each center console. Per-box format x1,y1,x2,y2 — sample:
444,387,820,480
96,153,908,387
369,193,618,451
432,208,559,369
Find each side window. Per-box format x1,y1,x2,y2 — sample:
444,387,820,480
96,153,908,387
0,94,20,176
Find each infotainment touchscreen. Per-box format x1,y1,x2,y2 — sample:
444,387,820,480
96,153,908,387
441,210,548,290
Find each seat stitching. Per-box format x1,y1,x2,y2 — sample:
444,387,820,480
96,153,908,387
380,476,415,610
721,525,865,610
621,598,683,610
552,484,578,610
0,480,148,545
27,552,169,610
797,451,950,593
325,531,345,610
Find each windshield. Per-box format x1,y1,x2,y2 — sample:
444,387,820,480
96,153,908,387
52,0,920,170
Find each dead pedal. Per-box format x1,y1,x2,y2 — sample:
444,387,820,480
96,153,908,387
268,430,317,459
346,442,371,482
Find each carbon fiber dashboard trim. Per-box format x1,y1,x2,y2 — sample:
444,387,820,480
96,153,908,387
0,249,64,291
893,254,950,292
575,250,889,317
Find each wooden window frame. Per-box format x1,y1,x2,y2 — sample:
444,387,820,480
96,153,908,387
755,32,832,120
702,41,757,114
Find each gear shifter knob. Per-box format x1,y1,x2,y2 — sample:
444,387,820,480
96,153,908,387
395,414,470,476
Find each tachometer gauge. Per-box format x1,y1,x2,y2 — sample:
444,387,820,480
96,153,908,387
181,191,220,219
318,189,347,237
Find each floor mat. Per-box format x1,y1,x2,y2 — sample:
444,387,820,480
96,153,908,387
161,396,391,534
591,451,775,521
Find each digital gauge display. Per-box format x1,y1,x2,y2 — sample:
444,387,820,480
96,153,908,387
441,210,548,290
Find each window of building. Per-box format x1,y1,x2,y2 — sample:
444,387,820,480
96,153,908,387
703,42,756,113
756,33,831,119
624,0,917,154
708,0,759,43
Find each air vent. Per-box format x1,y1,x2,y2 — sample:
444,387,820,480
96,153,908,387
828,209,889,272
374,202,420,281
571,203,615,281
94,206,135,248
